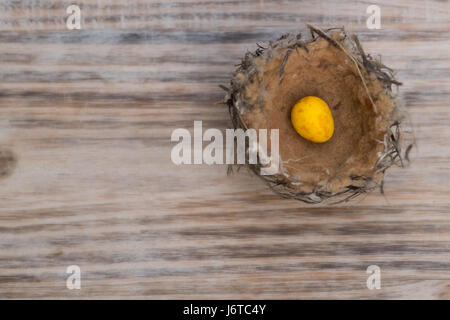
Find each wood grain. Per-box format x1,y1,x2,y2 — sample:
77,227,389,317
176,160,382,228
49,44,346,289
0,0,449,299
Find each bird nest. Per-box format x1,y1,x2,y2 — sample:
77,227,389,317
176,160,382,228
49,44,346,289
224,25,412,204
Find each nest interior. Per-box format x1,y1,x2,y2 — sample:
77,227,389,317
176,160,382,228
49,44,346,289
227,26,407,203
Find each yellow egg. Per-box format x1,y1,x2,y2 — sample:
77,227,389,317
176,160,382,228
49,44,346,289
290,96,334,143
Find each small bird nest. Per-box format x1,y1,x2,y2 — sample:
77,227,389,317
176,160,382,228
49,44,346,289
224,25,412,204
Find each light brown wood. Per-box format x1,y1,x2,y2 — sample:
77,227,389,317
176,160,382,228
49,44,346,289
0,0,449,299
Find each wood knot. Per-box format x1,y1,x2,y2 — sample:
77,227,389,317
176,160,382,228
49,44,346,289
0,149,17,179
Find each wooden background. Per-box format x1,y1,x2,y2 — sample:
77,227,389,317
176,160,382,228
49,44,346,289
0,0,449,299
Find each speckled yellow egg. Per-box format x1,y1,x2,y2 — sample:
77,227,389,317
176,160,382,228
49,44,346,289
291,96,334,143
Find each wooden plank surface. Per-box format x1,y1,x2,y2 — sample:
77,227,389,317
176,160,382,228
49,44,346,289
0,0,449,299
